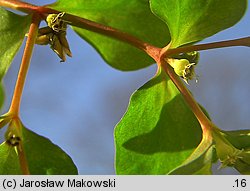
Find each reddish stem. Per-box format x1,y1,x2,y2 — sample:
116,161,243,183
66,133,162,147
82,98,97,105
63,14,161,57
1,0,248,60
0,0,161,58
17,141,30,175
161,62,213,132
0,0,54,14
164,37,250,57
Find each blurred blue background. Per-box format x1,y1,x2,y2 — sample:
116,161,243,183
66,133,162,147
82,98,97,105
1,1,250,174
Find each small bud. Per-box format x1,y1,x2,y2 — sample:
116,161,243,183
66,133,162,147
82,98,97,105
168,59,197,84
35,34,50,45
49,34,66,62
33,27,53,45
58,31,72,57
220,149,243,168
5,119,22,147
46,12,67,33
6,133,21,146
35,13,72,62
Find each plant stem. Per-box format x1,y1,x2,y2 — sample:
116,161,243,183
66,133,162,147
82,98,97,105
2,0,248,60
16,117,30,174
17,143,30,175
161,61,213,132
0,0,161,58
0,0,247,133
62,14,161,57
8,14,40,117
165,36,250,56
7,118,30,174
160,37,250,131
0,0,53,14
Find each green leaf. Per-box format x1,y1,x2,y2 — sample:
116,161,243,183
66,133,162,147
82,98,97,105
150,0,247,48
21,126,78,175
0,8,31,80
49,0,170,71
223,130,250,149
219,129,250,174
115,68,202,174
234,149,250,175
169,137,215,175
0,142,22,174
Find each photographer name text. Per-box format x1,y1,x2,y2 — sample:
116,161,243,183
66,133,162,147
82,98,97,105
17,178,115,188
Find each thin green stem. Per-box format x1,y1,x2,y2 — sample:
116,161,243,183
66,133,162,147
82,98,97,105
165,36,250,56
8,14,40,117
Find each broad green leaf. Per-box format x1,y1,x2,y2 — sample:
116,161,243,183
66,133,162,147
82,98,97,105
0,8,31,80
194,162,212,175
169,137,215,175
49,0,170,71
21,126,78,175
0,142,22,174
115,68,202,174
150,0,247,48
223,130,250,149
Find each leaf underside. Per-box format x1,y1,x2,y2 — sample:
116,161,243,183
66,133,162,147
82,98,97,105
0,142,22,174
21,126,78,175
115,69,202,174
169,138,215,175
0,126,78,175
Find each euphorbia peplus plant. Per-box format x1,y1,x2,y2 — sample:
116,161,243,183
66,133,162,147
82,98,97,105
0,0,249,174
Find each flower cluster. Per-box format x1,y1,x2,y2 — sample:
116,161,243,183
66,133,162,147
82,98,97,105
35,12,72,62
